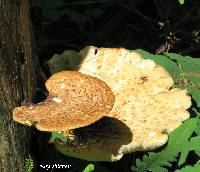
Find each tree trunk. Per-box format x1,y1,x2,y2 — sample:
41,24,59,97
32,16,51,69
0,0,36,171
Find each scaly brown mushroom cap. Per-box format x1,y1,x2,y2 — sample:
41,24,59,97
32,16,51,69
55,46,191,161
13,71,115,131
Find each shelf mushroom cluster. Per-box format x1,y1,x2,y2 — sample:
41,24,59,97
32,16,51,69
13,46,191,162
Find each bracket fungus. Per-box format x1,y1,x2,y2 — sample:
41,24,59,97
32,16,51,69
13,71,115,131
12,46,192,162
54,46,192,161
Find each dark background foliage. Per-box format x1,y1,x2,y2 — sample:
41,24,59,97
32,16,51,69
31,0,199,61
29,0,200,171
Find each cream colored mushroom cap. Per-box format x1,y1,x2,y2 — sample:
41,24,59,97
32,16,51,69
13,71,115,131
55,46,191,161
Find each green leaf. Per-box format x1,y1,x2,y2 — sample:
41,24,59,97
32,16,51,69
133,118,200,172
194,116,200,135
164,53,200,107
178,0,185,5
25,155,34,172
49,131,68,144
178,136,200,166
82,164,95,172
175,163,200,172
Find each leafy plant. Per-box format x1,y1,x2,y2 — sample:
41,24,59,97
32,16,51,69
176,162,200,172
132,117,200,172
25,155,34,172
83,164,95,172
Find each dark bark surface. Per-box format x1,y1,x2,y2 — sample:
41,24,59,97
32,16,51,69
0,0,36,171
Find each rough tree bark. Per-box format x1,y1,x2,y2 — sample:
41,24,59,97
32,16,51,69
0,0,36,171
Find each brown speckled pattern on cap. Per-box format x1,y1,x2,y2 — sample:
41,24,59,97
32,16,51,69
13,71,115,131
